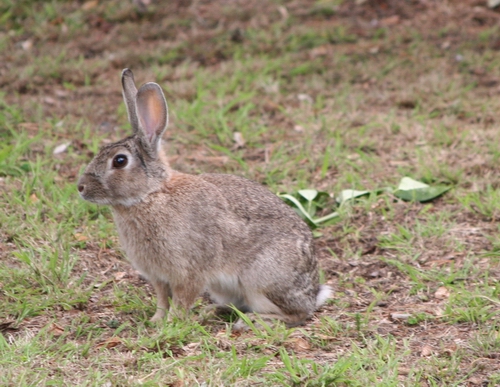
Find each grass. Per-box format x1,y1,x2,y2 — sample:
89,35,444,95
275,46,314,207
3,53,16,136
1,0,500,385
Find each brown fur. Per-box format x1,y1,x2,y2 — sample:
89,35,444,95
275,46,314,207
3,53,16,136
78,69,331,326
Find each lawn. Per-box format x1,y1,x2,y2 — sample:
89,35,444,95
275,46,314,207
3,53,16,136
1,0,500,385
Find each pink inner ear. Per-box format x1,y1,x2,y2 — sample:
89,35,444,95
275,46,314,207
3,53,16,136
137,87,166,142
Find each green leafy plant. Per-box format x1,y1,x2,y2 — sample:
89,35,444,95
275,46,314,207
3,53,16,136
278,189,338,228
278,177,451,228
280,177,450,228
336,189,371,204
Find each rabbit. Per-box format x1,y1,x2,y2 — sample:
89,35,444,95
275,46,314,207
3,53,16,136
77,68,331,327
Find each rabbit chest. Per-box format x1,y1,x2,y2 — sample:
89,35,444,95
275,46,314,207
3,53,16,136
111,189,232,283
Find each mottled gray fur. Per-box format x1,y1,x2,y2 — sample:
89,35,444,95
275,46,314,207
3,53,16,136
77,69,331,326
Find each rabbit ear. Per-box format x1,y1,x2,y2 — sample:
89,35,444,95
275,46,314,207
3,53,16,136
136,82,169,154
121,69,140,134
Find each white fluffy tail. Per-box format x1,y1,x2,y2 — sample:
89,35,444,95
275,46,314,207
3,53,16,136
316,284,332,309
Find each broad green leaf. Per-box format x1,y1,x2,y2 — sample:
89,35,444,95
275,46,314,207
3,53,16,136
394,185,450,202
394,177,450,202
298,189,318,202
315,191,331,201
336,189,370,204
314,211,339,224
306,202,317,217
278,194,317,228
397,177,429,191
297,189,330,203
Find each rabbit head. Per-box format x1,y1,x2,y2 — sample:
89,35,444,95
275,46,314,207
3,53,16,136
78,69,171,207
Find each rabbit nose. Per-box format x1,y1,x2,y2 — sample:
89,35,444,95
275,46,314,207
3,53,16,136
78,184,85,193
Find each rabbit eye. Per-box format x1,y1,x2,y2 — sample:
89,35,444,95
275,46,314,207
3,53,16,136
112,154,128,169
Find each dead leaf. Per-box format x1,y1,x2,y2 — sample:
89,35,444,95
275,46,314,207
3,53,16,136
74,233,88,242
441,41,451,50
233,132,245,149
21,40,33,51
380,15,400,26
166,380,184,387
53,142,71,155
48,323,65,337
82,0,98,10
297,94,313,104
428,259,453,267
18,122,50,133
434,286,450,299
262,99,280,112
443,343,458,357
96,337,121,349
54,89,70,98
314,334,338,341
398,367,411,375
44,97,56,105
182,342,201,356
391,313,411,320
285,337,311,352
468,376,484,385
49,16,63,26
113,272,127,281
277,5,289,20
420,344,433,357
229,329,242,338
309,45,329,59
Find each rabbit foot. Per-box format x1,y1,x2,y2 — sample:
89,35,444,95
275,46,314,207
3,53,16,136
232,311,309,332
150,308,167,322
166,305,192,322
232,313,278,333
204,304,234,315
198,304,236,324
232,318,251,332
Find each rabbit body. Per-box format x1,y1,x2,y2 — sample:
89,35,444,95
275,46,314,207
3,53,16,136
78,69,330,325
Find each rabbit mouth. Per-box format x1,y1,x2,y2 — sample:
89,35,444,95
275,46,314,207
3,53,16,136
78,191,111,205
78,175,144,207
79,190,142,207
77,183,113,205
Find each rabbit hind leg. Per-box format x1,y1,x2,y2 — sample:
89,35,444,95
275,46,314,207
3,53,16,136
231,292,309,331
167,281,205,320
232,310,309,332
